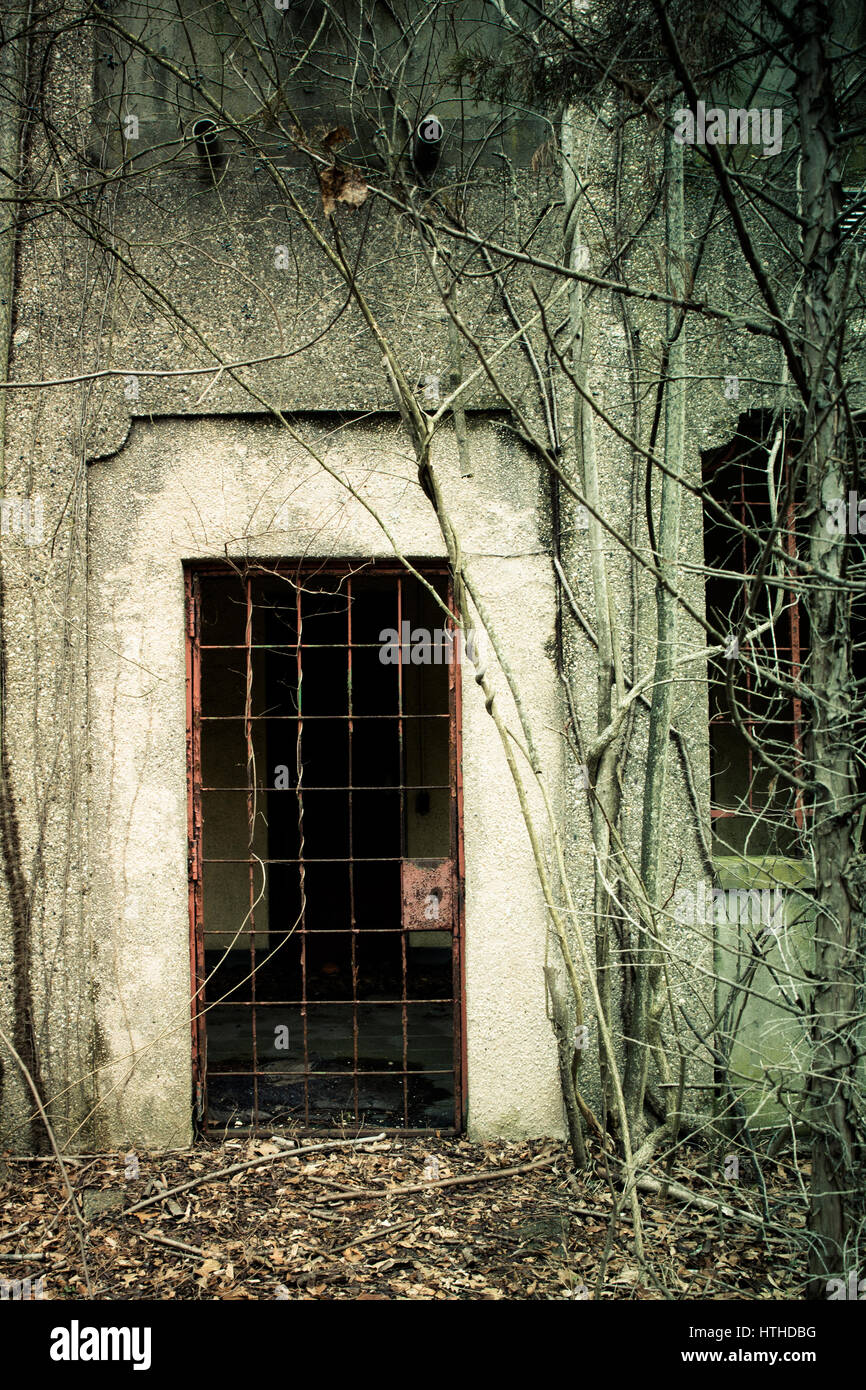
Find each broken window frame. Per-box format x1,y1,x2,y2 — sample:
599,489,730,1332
703,434,807,852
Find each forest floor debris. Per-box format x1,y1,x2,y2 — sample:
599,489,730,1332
0,1135,810,1299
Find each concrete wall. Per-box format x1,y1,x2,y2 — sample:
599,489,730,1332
7,3,832,1150
86,411,565,1144
713,857,814,1126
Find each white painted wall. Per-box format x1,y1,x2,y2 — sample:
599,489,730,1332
86,412,567,1144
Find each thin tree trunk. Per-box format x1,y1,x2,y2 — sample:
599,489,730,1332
796,0,862,1296
625,114,685,1130
561,106,625,1121
0,1,45,1151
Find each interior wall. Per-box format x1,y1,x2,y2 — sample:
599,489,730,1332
201,646,270,951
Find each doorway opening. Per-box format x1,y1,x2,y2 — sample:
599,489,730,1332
186,561,464,1133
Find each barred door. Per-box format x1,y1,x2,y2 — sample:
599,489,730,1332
186,562,464,1132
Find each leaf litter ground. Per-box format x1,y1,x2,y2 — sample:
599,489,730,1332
0,1136,810,1300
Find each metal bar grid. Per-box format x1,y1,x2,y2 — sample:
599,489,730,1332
187,561,463,1134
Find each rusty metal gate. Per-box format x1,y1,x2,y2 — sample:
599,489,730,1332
186,561,465,1133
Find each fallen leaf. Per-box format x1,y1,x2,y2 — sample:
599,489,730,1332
323,126,351,150
319,164,368,217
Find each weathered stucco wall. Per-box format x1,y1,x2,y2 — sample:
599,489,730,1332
2,8,800,1152
86,412,566,1145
